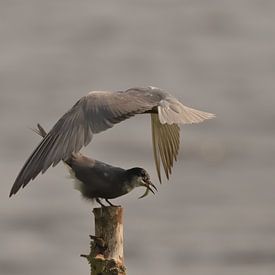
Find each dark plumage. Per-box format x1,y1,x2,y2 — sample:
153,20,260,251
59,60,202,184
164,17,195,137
32,124,156,206
10,86,214,197
66,155,156,206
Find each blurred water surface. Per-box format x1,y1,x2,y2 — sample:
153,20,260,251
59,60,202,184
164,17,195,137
1,1,275,274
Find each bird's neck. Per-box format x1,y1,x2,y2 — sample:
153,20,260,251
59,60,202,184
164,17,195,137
121,179,137,195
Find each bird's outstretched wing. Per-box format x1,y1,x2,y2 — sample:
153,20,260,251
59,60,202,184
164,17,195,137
151,95,215,182
10,87,215,196
10,89,160,196
151,113,180,182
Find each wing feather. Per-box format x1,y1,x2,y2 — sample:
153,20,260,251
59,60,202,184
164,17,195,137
10,87,214,196
10,89,160,196
151,113,180,182
158,97,215,125
151,114,161,183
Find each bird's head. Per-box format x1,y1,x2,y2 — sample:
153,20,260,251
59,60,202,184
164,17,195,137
126,167,157,198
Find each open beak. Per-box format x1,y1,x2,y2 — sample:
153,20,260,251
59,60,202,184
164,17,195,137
138,179,157,199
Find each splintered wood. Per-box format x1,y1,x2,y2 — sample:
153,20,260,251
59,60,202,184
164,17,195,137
83,206,126,275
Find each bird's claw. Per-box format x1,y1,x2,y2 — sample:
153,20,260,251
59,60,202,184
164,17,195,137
105,199,120,207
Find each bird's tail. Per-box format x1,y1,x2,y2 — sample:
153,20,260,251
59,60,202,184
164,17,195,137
32,123,47,138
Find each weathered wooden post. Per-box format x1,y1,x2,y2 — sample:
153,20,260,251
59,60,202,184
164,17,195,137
82,206,126,275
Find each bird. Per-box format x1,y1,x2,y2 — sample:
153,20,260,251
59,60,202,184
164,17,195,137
33,124,156,207
10,86,215,197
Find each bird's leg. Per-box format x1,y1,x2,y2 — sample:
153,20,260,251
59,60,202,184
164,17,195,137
96,198,107,207
105,199,120,207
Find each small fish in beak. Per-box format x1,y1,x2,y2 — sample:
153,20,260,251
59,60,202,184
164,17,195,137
138,179,157,199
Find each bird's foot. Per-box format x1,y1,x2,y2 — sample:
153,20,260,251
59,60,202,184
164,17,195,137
105,199,120,207
96,198,107,207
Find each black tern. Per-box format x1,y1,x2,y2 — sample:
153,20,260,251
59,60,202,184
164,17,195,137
33,124,156,206
10,86,214,196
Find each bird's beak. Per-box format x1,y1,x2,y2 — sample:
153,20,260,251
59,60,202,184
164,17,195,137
138,179,157,199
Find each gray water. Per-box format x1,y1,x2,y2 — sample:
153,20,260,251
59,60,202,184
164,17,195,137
1,1,275,274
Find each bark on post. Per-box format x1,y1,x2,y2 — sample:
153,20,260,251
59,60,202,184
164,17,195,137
82,206,126,275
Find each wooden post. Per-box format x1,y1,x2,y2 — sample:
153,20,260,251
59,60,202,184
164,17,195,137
82,206,126,275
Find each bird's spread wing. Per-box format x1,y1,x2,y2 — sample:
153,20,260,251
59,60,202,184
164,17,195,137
151,95,215,182
10,87,215,196
10,89,160,196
